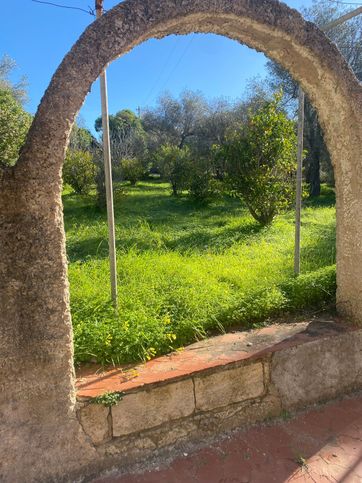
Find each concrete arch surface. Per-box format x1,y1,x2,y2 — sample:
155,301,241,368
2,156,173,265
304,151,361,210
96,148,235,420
0,0,361,480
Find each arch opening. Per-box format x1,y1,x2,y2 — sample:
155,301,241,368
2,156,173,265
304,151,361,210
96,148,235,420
0,1,361,481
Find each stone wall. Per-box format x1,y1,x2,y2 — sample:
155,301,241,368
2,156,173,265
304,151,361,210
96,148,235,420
77,322,362,479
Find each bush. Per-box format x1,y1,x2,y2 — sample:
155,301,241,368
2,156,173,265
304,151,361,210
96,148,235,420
63,150,96,195
187,157,223,202
221,92,298,225
156,144,191,195
0,88,32,166
120,157,145,186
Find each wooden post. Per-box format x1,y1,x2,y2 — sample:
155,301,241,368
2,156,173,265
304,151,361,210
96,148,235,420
294,87,304,276
96,0,118,307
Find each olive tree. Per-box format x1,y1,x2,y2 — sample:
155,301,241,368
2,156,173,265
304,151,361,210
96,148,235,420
0,55,28,104
142,90,208,151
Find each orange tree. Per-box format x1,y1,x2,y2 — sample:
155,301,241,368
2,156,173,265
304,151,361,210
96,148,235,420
220,92,298,225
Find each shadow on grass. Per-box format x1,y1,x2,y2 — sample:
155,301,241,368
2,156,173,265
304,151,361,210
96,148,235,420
66,236,109,262
63,189,248,255
300,219,336,269
304,186,336,208
66,219,264,262
165,220,264,253
63,183,336,263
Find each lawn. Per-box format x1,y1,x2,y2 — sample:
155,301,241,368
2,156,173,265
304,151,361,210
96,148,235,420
63,181,336,365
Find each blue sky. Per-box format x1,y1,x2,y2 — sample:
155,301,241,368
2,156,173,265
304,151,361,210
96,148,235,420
2,0,315,132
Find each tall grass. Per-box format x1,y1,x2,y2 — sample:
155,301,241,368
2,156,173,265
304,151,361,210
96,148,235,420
64,182,336,365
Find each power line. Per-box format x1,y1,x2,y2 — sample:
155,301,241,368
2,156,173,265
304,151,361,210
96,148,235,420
31,0,96,16
158,34,195,94
327,0,362,6
142,36,180,106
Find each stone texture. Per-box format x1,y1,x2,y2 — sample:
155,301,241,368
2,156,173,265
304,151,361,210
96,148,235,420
194,362,265,411
355,331,362,385
196,390,282,435
112,380,195,437
78,403,111,445
271,331,362,409
76,318,346,398
0,0,361,480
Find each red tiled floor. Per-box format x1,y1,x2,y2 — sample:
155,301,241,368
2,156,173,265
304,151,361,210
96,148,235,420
94,394,362,483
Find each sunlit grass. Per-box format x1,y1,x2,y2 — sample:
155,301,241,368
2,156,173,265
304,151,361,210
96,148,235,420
64,182,336,365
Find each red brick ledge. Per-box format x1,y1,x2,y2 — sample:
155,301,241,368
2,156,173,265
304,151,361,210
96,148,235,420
76,315,350,399
76,315,362,455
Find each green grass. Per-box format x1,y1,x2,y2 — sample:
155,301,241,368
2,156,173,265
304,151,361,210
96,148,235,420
63,182,336,365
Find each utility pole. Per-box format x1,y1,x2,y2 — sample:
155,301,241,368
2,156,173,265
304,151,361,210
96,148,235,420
96,0,118,308
293,6,362,275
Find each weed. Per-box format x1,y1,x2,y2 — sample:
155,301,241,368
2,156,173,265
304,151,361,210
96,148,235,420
93,391,124,407
295,454,308,468
280,410,292,421
63,182,336,365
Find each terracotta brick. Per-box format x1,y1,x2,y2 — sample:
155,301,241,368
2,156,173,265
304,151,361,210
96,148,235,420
112,380,195,437
194,362,265,411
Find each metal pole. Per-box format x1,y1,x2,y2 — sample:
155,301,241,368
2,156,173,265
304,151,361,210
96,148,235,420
96,0,118,307
294,87,304,276
321,6,362,32
293,7,362,275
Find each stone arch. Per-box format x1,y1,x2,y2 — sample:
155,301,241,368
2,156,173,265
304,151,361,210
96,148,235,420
0,0,361,480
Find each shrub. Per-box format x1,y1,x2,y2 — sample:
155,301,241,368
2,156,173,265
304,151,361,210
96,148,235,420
187,157,223,202
0,88,32,166
63,150,96,195
156,144,191,196
121,157,145,186
221,92,298,225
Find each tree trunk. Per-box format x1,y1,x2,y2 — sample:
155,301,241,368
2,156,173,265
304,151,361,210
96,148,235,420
308,150,321,197
304,99,321,197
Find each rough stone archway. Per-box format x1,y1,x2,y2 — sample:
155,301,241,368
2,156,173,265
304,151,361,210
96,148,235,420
0,0,361,480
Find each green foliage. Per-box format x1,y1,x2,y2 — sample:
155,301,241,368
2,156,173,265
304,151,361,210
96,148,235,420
63,182,337,366
121,158,145,186
95,109,142,136
281,265,336,310
156,144,191,195
221,92,298,225
69,124,96,152
95,109,147,163
0,88,32,166
188,173,222,203
93,391,124,407
185,155,222,202
94,109,147,207
63,150,96,195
